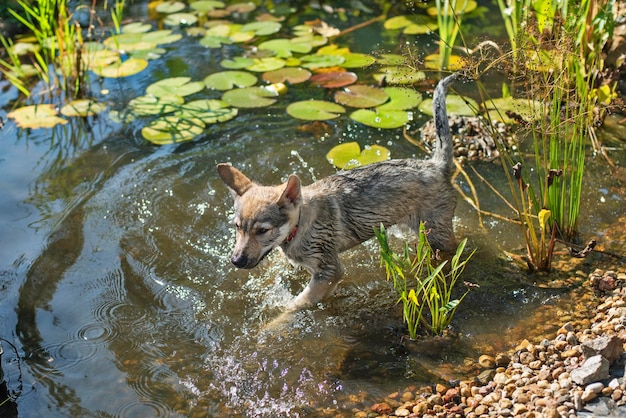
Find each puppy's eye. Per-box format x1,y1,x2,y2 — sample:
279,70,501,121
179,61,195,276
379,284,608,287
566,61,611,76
256,228,270,235
234,222,242,230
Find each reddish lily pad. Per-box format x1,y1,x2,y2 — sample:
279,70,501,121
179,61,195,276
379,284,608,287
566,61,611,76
350,109,411,129
262,67,311,84
146,77,205,98
204,71,257,90
221,86,279,108
142,116,206,145
326,142,391,169
286,100,346,121
310,71,357,88
334,85,389,108
7,104,68,129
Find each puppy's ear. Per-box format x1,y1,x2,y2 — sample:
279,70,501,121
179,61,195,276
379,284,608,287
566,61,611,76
278,175,301,207
217,163,253,196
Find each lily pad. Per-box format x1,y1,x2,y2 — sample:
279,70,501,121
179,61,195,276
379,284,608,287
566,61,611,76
174,99,238,123
334,85,389,108
155,1,186,14
262,67,311,84
122,22,153,33
258,38,312,57
60,99,107,117
326,142,391,169
220,56,254,69
146,77,205,97
376,54,407,65
163,12,198,26
142,116,206,145
377,87,423,111
482,97,544,123
310,71,357,88
300,54,345,69
286,100,346,120
128,94,185,116
424,54,467,71
340,53,377,68
92,57,148,78
246,57,286,72
190,0,225,13
200,35,233,48
373,66,426,85
419,94,478,116
221,86,279,108
240,21,281,36
350,109,411,129
384,15,436,34
204,71,257,90
7,104,68,129
426,0,477,16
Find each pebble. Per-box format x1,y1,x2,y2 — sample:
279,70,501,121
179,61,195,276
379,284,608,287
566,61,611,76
360,268,626,418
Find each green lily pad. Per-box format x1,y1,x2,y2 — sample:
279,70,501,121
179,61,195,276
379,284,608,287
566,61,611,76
246,57,286,72
334,85,389,108
141,30,182,45
373,66,426,85
377,87,423,110
142,116,206,145
300,54,345,69
240,21,281,36
155,1,186,13
310,71,357,88
286,100,346,120
350,109,411,129
262,67,311,84
174,99,238,123
226,2,256,13
375,54,407,65
204,71,257,90
122,22,153,33
220,56,254,69
7,104,68,129
92,57,148,78
127,94,185,116
419,94,478,116
164,12,198,26
482,97,544,123
131,47,167,60
221,86,279,108
60,99,107,117
326,142,391,169
200,35,233,48
190,0,225,13
340,53,377,68
258,38,312,58
146,77,205,98
84,49,120,69
426,0,477,16
384,15,436,34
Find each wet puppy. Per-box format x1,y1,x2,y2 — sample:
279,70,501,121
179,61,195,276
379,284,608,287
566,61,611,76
218,72,460,311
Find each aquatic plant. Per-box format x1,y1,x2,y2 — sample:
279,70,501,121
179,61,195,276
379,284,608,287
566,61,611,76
375,222,476,338
433,0,475,70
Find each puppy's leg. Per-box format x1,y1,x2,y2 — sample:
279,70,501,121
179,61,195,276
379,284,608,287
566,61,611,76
287,258,344,311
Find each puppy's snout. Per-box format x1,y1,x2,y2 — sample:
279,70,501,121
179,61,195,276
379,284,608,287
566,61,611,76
231,253,249,268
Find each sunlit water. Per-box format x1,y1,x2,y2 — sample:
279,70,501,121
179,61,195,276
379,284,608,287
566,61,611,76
1,2,625,417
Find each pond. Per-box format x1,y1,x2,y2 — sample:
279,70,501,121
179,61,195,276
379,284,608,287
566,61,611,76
0,1,624,417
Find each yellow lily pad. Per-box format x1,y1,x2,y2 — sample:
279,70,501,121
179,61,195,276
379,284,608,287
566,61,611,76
7,104,68,129
92,57,149,78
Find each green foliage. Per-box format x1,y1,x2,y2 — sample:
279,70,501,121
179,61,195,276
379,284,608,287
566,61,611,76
375,223,476,339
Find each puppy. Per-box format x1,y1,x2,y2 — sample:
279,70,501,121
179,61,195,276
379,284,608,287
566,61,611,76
217,72,460,310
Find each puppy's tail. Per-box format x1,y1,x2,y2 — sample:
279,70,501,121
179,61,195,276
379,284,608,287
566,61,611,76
432,72,461,175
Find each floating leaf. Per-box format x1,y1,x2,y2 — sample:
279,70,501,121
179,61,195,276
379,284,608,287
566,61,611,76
258,38,312,57
326,142,391,169
163,12,198,26
190,0,225,13
204,71,257,90
220,56,254,69
131,47,167,60
300,54,345,69
60,99,107,117
481,97,544,123
310,71,357,88
246,57,286,72
376,54,407,65
122,22,153,33
142,30,182,45
174,99,238,123
286,100,346,120
142,116,206,145
262,67,311,84
341,53,376,68
240,21,281,36
384,15,436,34
221,86,279,108
156,1,186,13
377,87,422,110
84,49,120,69
200,35,233,48
350,109,411,129
7,104,68,129
419,95,478,116
146,77,205,98
426,0,477,16
92,57,148,77
373,66,426,85
424,54,467,71
127,94,185,116
334,85,389,108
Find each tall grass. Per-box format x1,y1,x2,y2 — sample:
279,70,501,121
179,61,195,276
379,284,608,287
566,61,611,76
435,0,469,70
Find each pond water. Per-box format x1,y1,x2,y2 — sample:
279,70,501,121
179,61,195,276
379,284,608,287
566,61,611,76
0,1,625,417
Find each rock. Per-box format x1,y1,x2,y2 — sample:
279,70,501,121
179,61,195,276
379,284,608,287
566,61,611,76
495,353,511,367
476,369,496,384
394,407,410,416
581,335,624,363
571,355,610,385
479,354,496,368
370,402,392,415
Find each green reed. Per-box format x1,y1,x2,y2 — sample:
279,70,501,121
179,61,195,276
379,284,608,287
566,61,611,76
435,0,468,70
375,223,475,338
